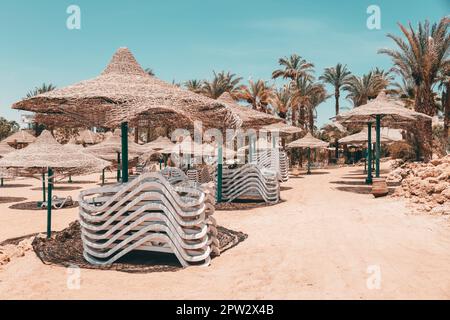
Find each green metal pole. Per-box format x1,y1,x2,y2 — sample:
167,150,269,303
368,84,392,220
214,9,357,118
248,137,253,164
116,152,121,182
364,148,367,174
46,167,53,239
121,122,129,183
68,175,72,183
366,123,373,184
102,168,105,186
42,171,46,202
307,147,312,174
0,178,3,187
375,115,381,178
217,144,223,203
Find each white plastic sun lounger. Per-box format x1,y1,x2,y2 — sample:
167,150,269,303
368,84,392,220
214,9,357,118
79,172,218,267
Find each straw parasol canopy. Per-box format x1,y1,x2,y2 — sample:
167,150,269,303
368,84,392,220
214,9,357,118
75,129,102,145
0,142,14,158
0,130,110,174
260,122,303,136
287,133,329,149
335,91,432,126
339,128,400,145
144,136,175,152
12,48,240,131
217,93,283,130
84,129,144,161
1,130,36,147
238,137,281,151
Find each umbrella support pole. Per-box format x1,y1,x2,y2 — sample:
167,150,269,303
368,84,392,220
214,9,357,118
46,168,53,239
375,115,381,178
364,148,367,174
307,147,312,175
0,178,3,187
366,123,373,184
101,169,105,185
121,122,129,183
68,175,72,183
117,152,121,182
42,172,46,202
217,145,223,203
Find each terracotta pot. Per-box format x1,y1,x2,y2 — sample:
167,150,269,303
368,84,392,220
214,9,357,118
372,178,388,198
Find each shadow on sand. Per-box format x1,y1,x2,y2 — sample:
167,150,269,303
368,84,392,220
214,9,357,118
0,184,33,189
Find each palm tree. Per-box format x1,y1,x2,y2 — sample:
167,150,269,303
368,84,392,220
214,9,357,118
234,80,274,113
438,65,450,149
378,17,450,160
270,86,291,119
342,71,388,107
272,54,315,82
202,71,242,99
319,63,351,158
392,75,416,108
319,63,351,116
290,78,328,131
184,79,203,94
26,83,56,98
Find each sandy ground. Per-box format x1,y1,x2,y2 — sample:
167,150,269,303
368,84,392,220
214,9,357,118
1,164,450,300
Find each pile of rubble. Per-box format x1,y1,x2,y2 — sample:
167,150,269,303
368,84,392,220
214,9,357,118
388,155,450,215
0,238,33,269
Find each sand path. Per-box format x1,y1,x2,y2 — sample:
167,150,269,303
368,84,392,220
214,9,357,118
1,164,450,299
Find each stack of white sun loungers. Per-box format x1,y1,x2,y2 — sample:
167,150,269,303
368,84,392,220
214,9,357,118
251,150,290,183
187,169,200,183
78,172,219,268
219,163,280,203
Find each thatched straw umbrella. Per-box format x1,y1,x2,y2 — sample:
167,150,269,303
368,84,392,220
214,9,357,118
339,128,399,174
0,130,109,237
1,130,36,149
217,92,283,130
335,91,431,183
0,142,14,158
84,129,143,182
145,136,174,151
287,133,329,174
75,129,102,145
12,48,240,195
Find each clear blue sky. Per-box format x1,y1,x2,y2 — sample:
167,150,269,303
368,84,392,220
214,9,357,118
0,0,448,127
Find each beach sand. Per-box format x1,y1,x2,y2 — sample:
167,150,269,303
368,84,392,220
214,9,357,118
1,163,450,300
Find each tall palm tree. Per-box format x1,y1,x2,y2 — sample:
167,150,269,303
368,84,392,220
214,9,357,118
270,86,291,119
26,83,56,98
184,79,203,94
438,65,450,149
290,78,328,131
319,63,351,116
202,71,242,99
319,63,351,158
234,80,274,113
342,71,388,107
379,17,450,160
272,54,315,82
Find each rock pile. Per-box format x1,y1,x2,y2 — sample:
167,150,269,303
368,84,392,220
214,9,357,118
388,155,450,215
0,238,33,269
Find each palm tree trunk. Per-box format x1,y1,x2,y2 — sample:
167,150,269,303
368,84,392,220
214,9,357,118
335,88,340,115
308,106,314,133
414,85,434,161
444,83,450,151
